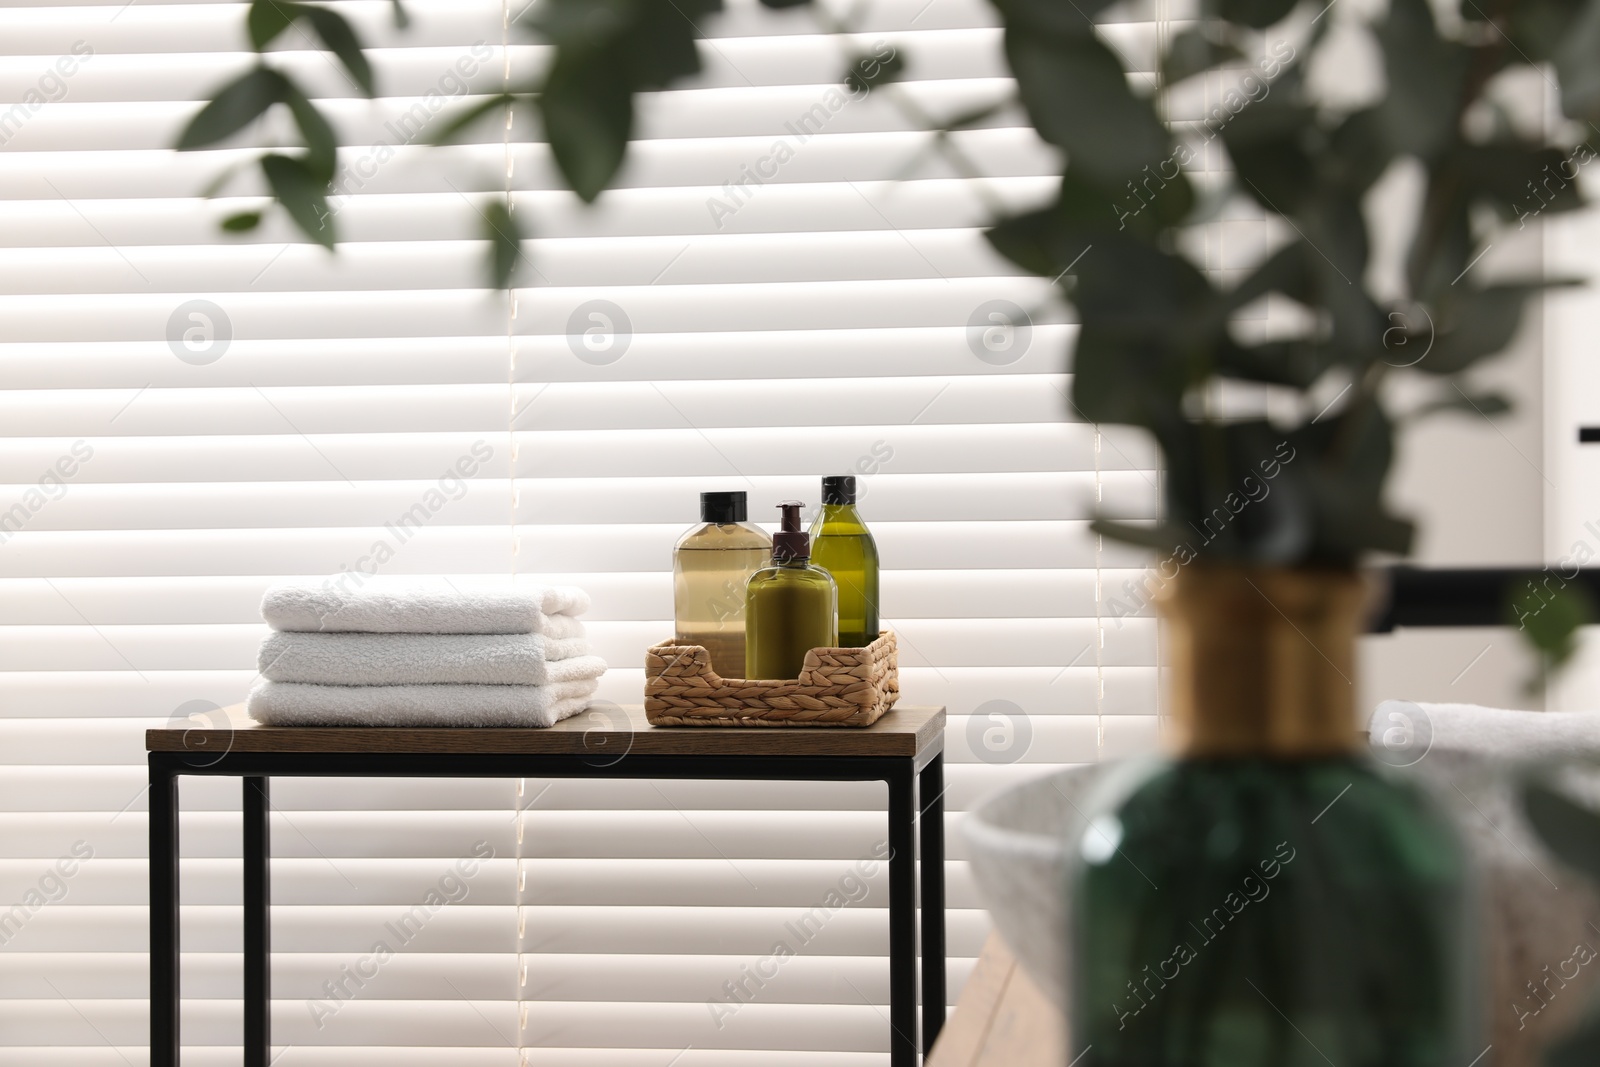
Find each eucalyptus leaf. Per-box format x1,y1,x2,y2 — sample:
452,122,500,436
1089,518,1187,552
844,49,905,95
1379,0,1469,159
1219,0,1299,29
1215,338,1330,389
481,198,525,288
261,152,334,248
1005,25,1172,188
1420,284,1552,375
989,0,1119,36
1408,390,1512,419
539,54,634,202
303,6,375,96
177,67,291,150
1222,240,1312,316
1222,102,1316,215
1456,143,1586,222
433,93,523,144
248,0,304,50
222,210,263,232
1557,0,1600,120
1161,26,1243,85
284,86,338,183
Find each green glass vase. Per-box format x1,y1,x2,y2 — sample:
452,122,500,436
1071,566,1474,1066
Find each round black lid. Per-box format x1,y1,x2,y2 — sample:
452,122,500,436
700,491,747,523
821,475,856,505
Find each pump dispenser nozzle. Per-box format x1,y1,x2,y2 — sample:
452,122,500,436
772,501,810,563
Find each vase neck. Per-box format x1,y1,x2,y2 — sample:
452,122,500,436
1156,565,1368,759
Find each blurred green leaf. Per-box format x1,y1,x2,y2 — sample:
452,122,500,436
177,67,291,150
540,56,634,202
1523,778,1600,879
390,0,410,28
1455,143,1586,221
985,167,1191,278
1219,0,1299,29
1409,389,1512,419
433,92,523,144
1005,24,1172,189
1090,519,1187,552
1326,109,1393,195
1461,0,1584,63
261,152,334,248
527,0,722,201
1509,578,1596,674
303,6,375,96
1558,0,1600,119
989,0,1119,36
284,86,337,183
1161,26,1244,85
1379,0,1469,159
481,198,525,288
1222,102,1316,215
1419,283,1568,374
1215,339,1331,389
1224,240,1313,314
758,0,812,7
248,0,304,50
844,49,905,95
222,210,263,232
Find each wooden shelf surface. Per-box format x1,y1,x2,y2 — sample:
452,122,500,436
148,703,945,758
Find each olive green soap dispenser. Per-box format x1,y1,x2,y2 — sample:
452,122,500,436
744,501,838,679
809,475,880,647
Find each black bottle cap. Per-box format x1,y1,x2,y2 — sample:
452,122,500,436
700,491,747,524
821,475,856,505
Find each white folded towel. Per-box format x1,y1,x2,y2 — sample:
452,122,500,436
246,676,600,728
261,581,590,635
258,631,605,686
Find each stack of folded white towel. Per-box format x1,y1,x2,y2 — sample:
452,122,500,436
246,582,607,728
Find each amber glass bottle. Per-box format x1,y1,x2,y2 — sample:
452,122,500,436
672,491,769,678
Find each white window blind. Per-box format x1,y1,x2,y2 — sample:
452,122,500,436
0,0,1180,1063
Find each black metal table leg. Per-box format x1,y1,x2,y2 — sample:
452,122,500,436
243,777,271,1067
887,761,918,1066
918,752,946,1056
149,760,179,1067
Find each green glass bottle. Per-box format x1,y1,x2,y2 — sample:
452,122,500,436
808,475,880,648
745,501,838,680
1072,566,1473,1066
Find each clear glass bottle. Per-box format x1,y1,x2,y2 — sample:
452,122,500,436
1072,566,1473,1066
809,474,880,648
672,491,770,679
745,501,838,679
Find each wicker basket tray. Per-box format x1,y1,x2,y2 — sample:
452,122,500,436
644,630,899,727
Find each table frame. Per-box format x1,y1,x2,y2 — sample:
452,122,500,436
148,746,946,1067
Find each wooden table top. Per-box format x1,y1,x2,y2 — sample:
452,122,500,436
147,704,945,758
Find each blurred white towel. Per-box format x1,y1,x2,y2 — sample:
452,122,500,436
247,677,600,728
261,582,590,636
1370,700,1600,763
258,631,604,686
